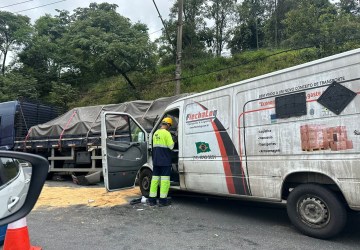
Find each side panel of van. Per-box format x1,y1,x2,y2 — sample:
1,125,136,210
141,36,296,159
234,54,360,206
182,89,250,196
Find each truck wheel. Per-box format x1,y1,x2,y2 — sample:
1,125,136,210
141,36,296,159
139,168,152,198
287,184,347,239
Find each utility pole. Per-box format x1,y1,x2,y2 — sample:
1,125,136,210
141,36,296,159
274,0,278,48
175,0,183,95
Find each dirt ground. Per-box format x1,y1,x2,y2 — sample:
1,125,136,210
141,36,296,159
34,181,141,210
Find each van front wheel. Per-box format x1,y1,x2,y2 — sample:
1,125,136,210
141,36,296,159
286,184,347,239
139,168,152,197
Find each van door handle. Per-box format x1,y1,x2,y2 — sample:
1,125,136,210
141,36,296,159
8,196,20,211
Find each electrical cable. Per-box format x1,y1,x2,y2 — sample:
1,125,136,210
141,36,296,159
149,29,163,35
0,0,35,9
14,0,66,13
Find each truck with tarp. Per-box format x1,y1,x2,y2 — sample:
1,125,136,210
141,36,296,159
13,95,189,183
101,48,360,239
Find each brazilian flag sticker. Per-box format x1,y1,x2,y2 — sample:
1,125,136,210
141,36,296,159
196,142,211,154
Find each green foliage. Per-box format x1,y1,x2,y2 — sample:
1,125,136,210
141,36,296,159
206,0,235,56
18,15,66,97
47,82,78,109
282,0,336,48
0,11,32,75
157,0,211,66
337,0,360,14
75,47,348,106
0,73,39,101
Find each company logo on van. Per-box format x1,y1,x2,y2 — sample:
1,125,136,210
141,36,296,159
186,109,217,123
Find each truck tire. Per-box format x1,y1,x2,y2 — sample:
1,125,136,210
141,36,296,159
139,168,152,198
286,184,347,239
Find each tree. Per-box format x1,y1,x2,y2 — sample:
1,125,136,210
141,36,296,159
337,0,360,14
18,14,70,97
47,82,78,109
318,10,360,53
0,72,39,101
63,3,156,97
228,22,261,54
207,0,236,56
229,0,266,53
282,0,336,48
0,11,32,75
157,0,210,65
263,0,298,48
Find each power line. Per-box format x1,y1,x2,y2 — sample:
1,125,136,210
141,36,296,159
149,29,163,35
14,0,66,13
0,0,35,9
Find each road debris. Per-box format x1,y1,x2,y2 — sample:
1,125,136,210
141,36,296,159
34,182,141,209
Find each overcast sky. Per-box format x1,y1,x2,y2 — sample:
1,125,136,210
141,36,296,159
1,0,175,40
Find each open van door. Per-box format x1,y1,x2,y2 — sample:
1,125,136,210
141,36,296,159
101,112,148,191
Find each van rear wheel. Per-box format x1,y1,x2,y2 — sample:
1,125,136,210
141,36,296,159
139,168,152,197
287,184,347,239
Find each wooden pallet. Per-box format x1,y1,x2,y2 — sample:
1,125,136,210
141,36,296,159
302,147,325,152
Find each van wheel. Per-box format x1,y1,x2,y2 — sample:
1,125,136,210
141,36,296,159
287,184,347,239
139,168,152,197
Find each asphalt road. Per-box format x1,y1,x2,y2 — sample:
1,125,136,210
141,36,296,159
22,188,360,250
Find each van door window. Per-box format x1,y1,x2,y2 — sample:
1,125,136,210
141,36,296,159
130,118,145,142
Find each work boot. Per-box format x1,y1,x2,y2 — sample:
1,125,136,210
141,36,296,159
158,197,172,207
147,198,157,206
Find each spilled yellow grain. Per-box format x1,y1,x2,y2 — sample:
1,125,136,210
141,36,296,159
34,183,141,210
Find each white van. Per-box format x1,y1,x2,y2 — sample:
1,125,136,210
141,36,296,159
101,48,360,239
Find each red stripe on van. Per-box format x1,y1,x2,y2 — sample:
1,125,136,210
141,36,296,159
210,121,236,194
195,102,236,194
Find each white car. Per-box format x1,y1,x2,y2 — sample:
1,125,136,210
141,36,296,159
0,151,48,226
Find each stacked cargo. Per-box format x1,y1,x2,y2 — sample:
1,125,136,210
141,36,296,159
300,125,353,151
300,125,328,151
327,126,353,151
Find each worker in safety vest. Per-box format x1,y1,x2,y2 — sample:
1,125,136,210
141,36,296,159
148,117,174,206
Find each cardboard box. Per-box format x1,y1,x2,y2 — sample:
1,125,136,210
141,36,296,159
309,141,321,149
301,141,309,150
300,125,308,133
330,141,339,151
346,140,353,149
301,133,308,141
339,141,347,150
330,141,348,151
333,133,347,142
327,128,335,135
335,126,346,133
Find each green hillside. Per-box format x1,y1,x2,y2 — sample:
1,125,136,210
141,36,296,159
73,47,332,107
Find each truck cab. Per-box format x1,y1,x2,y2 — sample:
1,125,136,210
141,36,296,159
0,101,18,150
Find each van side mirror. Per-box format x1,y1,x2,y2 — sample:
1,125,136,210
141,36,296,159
0,151,48,226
